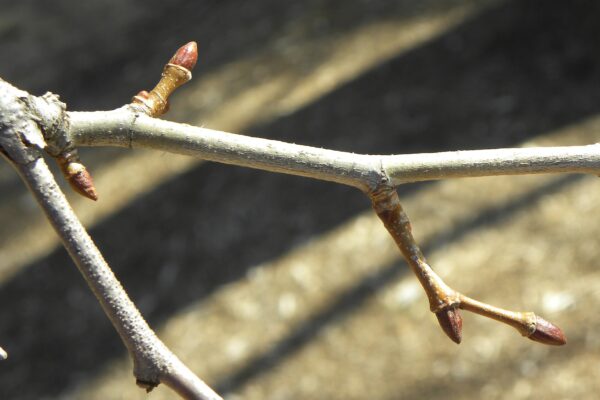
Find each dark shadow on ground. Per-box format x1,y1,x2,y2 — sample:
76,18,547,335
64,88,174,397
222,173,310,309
1,0,600,398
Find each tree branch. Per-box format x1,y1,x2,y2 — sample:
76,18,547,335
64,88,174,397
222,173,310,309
0,79,221,399
2,32,587,394
66,109,600,191
56,62,593,348
66,102,576,346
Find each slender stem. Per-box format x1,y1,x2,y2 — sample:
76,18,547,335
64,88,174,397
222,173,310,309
67,109,600,191
458,294,535,337
382,145,600,184
369,187,458,312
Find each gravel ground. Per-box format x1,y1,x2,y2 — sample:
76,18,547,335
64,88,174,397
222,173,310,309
1,1,600,399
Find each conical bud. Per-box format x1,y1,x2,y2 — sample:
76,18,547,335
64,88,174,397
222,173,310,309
169,41,198,71
528,316,566,346
65,161,98,201
436,306,463,344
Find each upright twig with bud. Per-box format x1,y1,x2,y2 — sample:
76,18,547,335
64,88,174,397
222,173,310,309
132,42,198,117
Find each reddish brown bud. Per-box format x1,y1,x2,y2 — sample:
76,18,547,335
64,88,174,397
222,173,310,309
528,316,566,346
57,153,99,201
436,307,463,344
67,164,98,201
60,160,98,201
169,41,198,71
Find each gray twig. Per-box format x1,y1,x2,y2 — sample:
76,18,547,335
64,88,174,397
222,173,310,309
67,109,600,192
0,79,221,400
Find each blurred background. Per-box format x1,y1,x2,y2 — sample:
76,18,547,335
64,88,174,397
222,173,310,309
1,0,600,398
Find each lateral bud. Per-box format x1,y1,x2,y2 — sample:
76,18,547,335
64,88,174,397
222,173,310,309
435,306,463,344
527,316,566,346
57,150,98,201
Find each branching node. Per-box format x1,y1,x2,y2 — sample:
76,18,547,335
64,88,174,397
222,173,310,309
369,185,566,346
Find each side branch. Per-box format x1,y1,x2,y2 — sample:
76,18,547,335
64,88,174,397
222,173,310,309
67,109,600,191
369,186,566,346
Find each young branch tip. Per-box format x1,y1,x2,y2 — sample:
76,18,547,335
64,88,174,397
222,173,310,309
132,41,198,116
458,294,566,345
370,186,566,346
369,187,464,343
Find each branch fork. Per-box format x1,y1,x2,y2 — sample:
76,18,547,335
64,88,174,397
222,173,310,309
369,185,566,346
